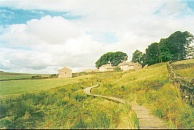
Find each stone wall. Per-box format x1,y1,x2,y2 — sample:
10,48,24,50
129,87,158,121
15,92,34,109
171,63,194,70
167,62,194,106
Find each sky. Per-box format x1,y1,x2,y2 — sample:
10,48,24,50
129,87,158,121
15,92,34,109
0,0,194,74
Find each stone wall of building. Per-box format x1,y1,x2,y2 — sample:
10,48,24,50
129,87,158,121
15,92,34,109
58,67,72,78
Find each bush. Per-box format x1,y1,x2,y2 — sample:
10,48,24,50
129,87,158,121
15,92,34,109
31,75,41,79
50,74,58,78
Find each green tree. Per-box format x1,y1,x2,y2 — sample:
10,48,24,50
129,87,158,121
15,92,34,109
132,31,194,66
140,53,147,67
158,39,173,62
159,31,194,61
132,50,143,64
145,42,160,65
95,51,128,68
186,45,194,59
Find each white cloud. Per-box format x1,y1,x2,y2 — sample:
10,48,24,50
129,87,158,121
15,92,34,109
1,16,83,45
0,16,106,73
26,16,82,44
1,0,194,73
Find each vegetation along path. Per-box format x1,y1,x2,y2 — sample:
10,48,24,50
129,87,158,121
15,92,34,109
84,84,167,129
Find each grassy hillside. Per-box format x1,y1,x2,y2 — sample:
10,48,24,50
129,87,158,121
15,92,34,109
173,59,194,65
92,62,194,128
0,59,193,128
172,59,194,79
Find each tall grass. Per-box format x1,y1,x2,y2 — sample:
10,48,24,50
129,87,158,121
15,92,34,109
0,80,138,129
116,103,139,128
152,83,194,128
91,62,194,128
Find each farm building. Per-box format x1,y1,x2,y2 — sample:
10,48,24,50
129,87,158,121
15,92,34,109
99,64,115,72
58,67,72,78
118,61,142,71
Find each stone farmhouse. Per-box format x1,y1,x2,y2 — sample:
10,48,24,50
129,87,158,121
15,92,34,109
93,61,142,72
99,64,115,72
58,67,72,78
118,61,142,71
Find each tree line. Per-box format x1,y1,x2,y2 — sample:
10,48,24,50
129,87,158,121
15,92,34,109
95,51,128,68
132,31,194,66
95,31,194,68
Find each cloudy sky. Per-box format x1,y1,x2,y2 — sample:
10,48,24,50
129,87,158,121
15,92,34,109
0,0,194,74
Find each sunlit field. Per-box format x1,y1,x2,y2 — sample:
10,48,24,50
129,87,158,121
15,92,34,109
0,80,138,129
0,75,93,98
0,59,193,128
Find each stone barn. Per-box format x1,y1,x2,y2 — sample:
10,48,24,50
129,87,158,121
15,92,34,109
58,67,72,78
118,61,142,71
99,64,114,72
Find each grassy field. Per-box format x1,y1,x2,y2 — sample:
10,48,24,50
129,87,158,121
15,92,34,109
0,59,194,128
172,59,194,78
0,80,138,129
173,59,194,65
0,75,93,98
0,71,51,80
174,67,194,78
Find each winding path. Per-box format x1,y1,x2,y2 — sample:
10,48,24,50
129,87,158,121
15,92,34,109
84,84,167,129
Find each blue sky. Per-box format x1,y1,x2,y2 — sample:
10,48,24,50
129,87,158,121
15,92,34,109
0,7,82,26
187,0,194,10
0,6,118,44
1,1,194,25
0,0,194,73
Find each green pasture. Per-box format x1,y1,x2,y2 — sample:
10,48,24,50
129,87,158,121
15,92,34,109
174,67,194,78
0,75,93,98
0,71,51,80
172,59,194,78
173,59,194,65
